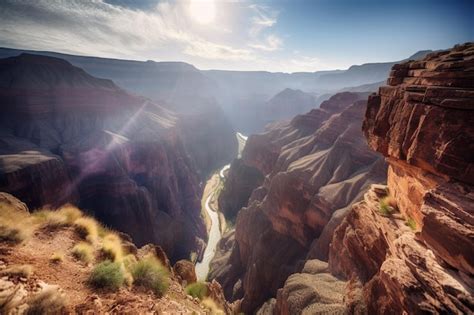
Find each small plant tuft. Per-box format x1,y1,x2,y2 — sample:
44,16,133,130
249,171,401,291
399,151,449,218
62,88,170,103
26,287,66,315
50,252,64,264
57,205,83,224
89,260,124,291
100,234,123,262
131,257,169,296
185,281,208,300
74,217,98,243
201,297,225,315
379,196,397,216
405,217,417,231
0,264,33,278
72,242,94,263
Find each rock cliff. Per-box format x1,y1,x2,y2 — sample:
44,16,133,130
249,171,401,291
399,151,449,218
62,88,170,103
210,92,387,313
332,42,474,314
0,54,206,261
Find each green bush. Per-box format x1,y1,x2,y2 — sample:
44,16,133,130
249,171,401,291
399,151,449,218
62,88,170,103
379,196,397,216
131,258,169,296
89,260,124,291
405,217,417,231
185,281,208,300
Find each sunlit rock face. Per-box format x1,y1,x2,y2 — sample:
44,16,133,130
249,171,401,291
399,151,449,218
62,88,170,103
0,54,206,261
210,91,387,313
327,43,474,314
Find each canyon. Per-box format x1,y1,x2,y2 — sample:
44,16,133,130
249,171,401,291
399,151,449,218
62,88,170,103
0,42,472,314
208,43,474,314
0,53,221,262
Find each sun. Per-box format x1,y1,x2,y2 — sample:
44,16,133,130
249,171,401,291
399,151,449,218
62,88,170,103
189,0,216,25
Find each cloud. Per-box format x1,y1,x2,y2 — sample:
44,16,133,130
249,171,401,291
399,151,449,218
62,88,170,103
0,0,252,61
0,0,333,72
248,4,278,37
248,34,283,51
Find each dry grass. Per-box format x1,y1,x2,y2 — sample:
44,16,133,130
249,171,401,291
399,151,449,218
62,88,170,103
72,242,94,263
26,287,66,315
100,234,124,262
49,252,64,264
73,217,99,243
0,203,32,244
57,205,83,224
0,264,33,278
405,217,417,231
379,195,397,216
201,298,225,315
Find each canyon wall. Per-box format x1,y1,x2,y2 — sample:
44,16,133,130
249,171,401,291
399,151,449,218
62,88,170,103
210,92,387,313
272,43,474,314
0,54,207,261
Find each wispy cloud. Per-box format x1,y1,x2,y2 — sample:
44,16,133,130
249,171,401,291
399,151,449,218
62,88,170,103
0,0,332,72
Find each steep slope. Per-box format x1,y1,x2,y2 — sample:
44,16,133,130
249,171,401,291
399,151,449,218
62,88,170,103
0,48,237,177
0,54,206,261
0,193,232,314
209,92,387,313
333,42,473,313
272,42,474,314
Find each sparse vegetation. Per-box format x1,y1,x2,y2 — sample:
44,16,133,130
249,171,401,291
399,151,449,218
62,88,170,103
32,210,68,229
379,195,397,216
405,217,417,231
89,260,125,291
74,217,99,243
57,205,83,224
0,203,32,244
72,242,94,263
131,257,169,296
185,281,208,300
0,264,33,278
100,234,124,262
122,254,137,271
26,287,66,315
201,297,225,315
50,252,64,264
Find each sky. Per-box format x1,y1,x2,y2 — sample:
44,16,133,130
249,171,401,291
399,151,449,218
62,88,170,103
0,0,472,72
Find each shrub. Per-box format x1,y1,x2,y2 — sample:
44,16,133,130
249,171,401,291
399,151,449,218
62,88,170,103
131,257,169,296
379,196,397,216
57,205,83,224
26,287,66,315
32,210,68,229
72,242,94,263
185,281,208,300
0,264,33,278
122,254,137,271
74,217,98,243
100,234,123,262
0,225,28,244
50,252,64,264
0,203,31,244
89,260,124,291
201,298,225,315
405,217,417,231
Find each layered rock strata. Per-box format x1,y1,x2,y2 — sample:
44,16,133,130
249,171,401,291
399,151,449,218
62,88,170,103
210,92,387,313
325,42,474,314
0,54,206,261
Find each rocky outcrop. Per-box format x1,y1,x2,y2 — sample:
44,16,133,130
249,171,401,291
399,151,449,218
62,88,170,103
218,159,264,221
0,54,207,261
327,43,474,314
210,92,387,313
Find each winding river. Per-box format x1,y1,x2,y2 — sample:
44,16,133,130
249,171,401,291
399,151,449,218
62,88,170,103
195,132,247,281
195,163,229,281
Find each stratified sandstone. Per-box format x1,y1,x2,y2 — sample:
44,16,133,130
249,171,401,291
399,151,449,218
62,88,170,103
0,54,206,261
210,92,387,313
328,43,474,314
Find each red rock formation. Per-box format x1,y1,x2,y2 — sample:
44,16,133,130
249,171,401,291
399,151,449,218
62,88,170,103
210,92,387,313
327,43,474,314
0,54,206,261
